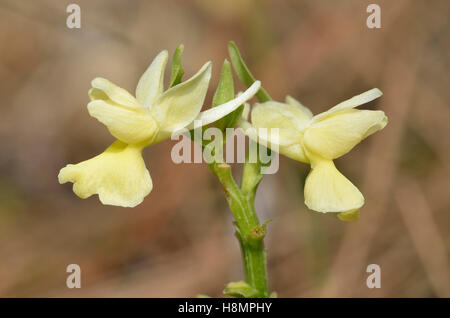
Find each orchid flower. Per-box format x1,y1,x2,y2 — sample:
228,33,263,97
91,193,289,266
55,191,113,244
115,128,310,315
58,50,260,207
239,88,387,221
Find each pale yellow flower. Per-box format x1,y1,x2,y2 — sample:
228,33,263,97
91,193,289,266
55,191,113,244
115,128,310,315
59,50,261,207
240,89,387,220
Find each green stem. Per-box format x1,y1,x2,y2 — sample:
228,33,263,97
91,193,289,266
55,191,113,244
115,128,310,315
209,162,269,297
205,41,273,298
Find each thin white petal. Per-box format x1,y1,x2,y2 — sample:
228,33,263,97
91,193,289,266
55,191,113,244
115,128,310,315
185,81,261,130
313,88,382,122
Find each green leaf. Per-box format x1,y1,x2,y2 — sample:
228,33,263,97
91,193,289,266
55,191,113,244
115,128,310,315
169,44,184,88
223,281,259,298
228,41,271,102
212,60,243,131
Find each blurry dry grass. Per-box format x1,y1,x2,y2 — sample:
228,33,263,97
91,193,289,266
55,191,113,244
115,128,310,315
0,0,449,297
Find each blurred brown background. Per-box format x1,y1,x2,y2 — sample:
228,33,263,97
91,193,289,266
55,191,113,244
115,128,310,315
0,0,449,297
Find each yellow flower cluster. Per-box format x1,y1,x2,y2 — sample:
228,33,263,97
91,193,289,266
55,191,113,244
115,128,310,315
58,48,387,220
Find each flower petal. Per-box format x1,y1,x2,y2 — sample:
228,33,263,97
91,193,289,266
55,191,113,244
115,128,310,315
278,143,309,163
87,100,159,144
238,119,280,145
91,77,141,109
304,109,387,160
185,81,261,130
251,100,309,146
88,87,108,101
304,158,364,213
285,95,313,119
135,50,169,108
238,119,309,163
58,141,152,207
313,88,382,122
151,61,212,142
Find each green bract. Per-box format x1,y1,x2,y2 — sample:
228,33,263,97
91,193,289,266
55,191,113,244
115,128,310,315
212,60,244,131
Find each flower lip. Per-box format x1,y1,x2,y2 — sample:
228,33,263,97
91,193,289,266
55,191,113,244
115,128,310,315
58,141,153,208
304,156,365,213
